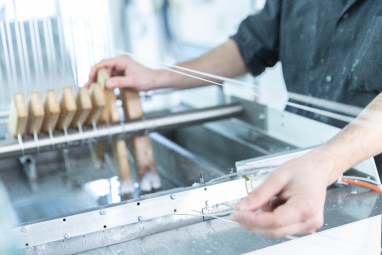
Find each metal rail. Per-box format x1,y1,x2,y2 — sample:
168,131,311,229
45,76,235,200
0,103,244,159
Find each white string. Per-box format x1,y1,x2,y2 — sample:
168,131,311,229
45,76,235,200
112,48,368,122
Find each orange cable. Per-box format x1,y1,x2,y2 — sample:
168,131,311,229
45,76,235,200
340,178,382,194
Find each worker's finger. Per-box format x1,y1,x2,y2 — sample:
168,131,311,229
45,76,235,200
259,197,286,212
230,208,323,238
86,56,131,87
232,197,305,230
106,76,136,89
235,171,288,211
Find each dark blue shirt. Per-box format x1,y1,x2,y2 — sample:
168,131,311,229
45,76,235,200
232,0,382,127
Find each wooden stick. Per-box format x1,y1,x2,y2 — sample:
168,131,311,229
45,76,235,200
111,139,133,195
8,93,28,137
120,88,161,191
56,87,77,130
85,83,106,125
27,92,45,135
96,68,134,195
71,87,92,127
41,90,61,133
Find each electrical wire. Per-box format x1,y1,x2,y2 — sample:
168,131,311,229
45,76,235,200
339,178,382,194
341,175,380,186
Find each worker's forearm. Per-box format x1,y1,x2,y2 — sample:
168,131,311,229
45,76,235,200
311,93,382,185
154,39,248,89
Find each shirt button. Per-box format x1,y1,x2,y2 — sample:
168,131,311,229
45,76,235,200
325,75,332,83
343,13,349,19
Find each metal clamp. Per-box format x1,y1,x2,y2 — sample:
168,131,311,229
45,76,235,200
107,123,112,143
77,123,85,145
48,128,55,150
92,121,98,143
33,131,40,154
17,133,25,156
141,115,150,136
120,120,126,137
63,126,70,148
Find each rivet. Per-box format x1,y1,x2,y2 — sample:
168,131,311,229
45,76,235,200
138,216,144,222
170,194,176,200
21,227,28,233
99,209,106,215
64,233,70,239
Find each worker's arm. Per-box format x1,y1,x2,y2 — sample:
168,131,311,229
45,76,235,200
86,39,247,91
230,93,382,238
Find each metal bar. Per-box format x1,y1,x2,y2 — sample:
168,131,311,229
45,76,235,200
5,21,18,93
0,104,244,159
0,21,13,108
13,177,247,250
14,20,28,95
19,21,32,90
33,19,44,92
29,20,41,91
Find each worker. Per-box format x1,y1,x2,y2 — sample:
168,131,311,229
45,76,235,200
86,0,382,238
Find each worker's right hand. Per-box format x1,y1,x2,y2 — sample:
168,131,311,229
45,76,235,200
85,55,161,91
230,149,334,238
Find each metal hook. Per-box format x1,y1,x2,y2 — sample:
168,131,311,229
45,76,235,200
33,131,40,154
17,133,25,156
48,128,55,150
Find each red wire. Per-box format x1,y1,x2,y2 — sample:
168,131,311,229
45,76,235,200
339,178,382,194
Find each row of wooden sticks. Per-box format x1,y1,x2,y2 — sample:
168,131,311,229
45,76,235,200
7,68,161,195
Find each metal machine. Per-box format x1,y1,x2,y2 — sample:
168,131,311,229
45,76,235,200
0,4,381,254
0,93,380,254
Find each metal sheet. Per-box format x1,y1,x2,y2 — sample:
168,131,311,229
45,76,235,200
13,178,248,249
76,184,382,255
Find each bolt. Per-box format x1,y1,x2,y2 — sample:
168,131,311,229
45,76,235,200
99,209,106,215
21,227,28,233
199,174,205,185
258,113,266,120
170,194,176,200
64,233,70,239
138,216,144,222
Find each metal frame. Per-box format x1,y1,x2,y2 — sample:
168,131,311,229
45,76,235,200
14,178,248,251
0,103,243,159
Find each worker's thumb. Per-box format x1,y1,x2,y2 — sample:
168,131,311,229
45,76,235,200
235,172,285,212
106,77,134,89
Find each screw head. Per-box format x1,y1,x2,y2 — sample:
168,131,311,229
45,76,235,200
116,251,124,255
21,227,28,233
99,209,106,215
170,194,176,200
205,201,210,206
138,216,144,222
64,233,70,239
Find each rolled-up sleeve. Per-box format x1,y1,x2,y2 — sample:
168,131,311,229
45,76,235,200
231,0,281,76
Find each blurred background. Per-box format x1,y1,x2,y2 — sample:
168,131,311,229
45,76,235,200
0,0,287,115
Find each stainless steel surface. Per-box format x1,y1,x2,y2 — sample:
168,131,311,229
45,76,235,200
79,184,381,255
14,178,248,251
0,103,243,159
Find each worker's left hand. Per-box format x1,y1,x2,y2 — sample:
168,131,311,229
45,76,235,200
230,151,333,238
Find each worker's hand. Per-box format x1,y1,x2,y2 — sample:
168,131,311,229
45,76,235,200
230,152,333,238
86,55,160,91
